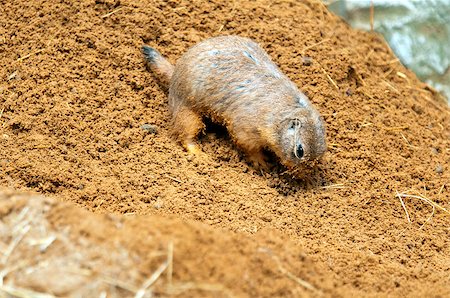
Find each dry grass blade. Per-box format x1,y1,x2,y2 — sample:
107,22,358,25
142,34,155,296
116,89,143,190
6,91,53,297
399,132,419,149
165,282,232,297
315,61,339,91
321,183,345,189
398,193,450,215
7,71,17,81
134,261,169,298
375,58,399,66
95,199,105,211
382,80,400,94
395,191,449,229
328,143,341,148
0,284,55,298
0,260,29,285
278,265,318,292
301,38,329,54
419,204,435,230
101,276,139,293
275,256,319,292
101,7,124,18
383,68,394,78
167,241,174,287
165,174,183,183
16,49,44,62
438,184,445,195
361,89,375,100
320,67,339,91
396,71,407,79
352,69,367,86
27,235,56,252
259,248,320,293
12,207,30,226
396,190,411,223
384,126,408,131
365,49,374,61
1,225,30,265
360,122,373,128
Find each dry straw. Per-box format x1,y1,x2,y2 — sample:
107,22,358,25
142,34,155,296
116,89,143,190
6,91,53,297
258,247,321,294
395,190,450,229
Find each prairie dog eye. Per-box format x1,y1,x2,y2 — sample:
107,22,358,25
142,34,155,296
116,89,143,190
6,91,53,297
296,143,304,159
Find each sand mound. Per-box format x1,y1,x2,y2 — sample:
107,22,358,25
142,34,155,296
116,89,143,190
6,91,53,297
1,189,338,297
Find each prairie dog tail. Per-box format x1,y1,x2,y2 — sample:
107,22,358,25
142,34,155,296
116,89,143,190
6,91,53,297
142,45,174,88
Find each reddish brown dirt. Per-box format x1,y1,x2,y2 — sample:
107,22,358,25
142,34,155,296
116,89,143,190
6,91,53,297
1,189,334,297
1,0,449,297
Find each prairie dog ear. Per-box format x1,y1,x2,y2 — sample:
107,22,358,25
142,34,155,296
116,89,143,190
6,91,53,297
295,93,309,107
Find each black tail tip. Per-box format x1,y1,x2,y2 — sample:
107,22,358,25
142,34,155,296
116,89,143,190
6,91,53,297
142,45,159,63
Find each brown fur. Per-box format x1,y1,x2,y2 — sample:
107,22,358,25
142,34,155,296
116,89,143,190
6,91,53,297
142,36,326,168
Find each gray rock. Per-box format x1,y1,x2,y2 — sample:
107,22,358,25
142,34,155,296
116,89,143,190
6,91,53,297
140,124,158,134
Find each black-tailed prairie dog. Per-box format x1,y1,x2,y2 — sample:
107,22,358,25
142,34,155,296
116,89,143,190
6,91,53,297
142,35,326,169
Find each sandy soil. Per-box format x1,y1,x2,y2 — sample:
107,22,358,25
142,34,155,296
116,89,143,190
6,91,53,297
1,0,449,297
1,189,334,297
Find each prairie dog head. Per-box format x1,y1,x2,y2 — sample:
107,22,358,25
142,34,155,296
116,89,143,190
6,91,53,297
274,93,327,167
